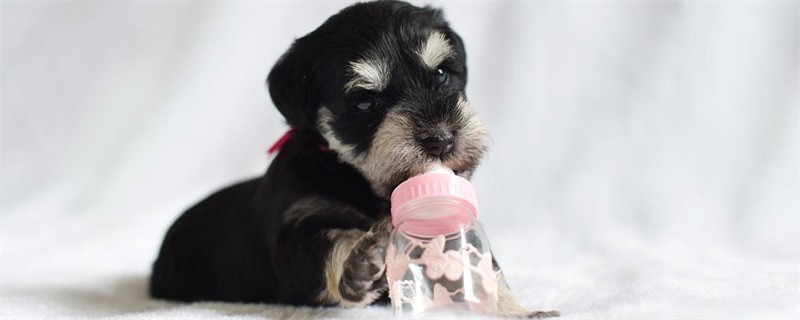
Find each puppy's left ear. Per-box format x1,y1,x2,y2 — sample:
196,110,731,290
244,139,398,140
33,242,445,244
267,39,323,131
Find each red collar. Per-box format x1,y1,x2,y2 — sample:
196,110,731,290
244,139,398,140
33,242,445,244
267,128,329,156
267,128,297,156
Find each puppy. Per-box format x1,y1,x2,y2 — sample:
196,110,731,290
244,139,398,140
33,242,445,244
150,1,557,317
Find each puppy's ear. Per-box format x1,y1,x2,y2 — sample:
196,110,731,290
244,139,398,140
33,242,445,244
267,40,322,130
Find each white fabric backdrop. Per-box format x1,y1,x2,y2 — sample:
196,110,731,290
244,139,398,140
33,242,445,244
2,1,798,318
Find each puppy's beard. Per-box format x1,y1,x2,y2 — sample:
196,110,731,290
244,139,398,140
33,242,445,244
444,95,489,179
318,96,488,198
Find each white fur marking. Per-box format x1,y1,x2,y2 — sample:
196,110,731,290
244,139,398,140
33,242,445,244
317,107,364,165
345,58,390,93
418,31,454,69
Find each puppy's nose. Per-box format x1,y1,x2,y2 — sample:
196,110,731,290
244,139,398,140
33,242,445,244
420,132,455,157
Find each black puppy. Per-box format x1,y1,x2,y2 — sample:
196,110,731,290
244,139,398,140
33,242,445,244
150,1,557,317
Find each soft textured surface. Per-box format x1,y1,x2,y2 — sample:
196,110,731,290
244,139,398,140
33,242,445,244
2,1,798,319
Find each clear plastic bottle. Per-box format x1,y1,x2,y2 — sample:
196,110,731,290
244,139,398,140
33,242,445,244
386,168,498,317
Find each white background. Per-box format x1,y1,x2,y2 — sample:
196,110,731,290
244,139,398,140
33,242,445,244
2,1,798,318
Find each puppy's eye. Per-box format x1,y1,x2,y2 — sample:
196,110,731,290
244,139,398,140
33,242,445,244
435,68,449,84
353,96,375,113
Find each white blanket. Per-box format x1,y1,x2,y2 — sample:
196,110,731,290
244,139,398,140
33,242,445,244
2,1,798,318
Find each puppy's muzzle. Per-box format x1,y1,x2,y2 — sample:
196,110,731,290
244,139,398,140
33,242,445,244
419,130,455,157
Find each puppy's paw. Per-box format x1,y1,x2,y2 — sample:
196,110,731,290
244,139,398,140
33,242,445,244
338,222,391,307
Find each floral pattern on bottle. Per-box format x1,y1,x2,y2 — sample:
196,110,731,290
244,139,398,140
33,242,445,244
421,235,464,281
385,234,500,315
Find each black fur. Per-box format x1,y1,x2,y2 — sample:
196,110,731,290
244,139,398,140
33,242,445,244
150,132,386,304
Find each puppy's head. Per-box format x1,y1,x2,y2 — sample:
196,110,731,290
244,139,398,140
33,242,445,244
268,1,488,197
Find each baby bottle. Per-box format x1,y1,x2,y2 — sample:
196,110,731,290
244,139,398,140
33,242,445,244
385,167,498,316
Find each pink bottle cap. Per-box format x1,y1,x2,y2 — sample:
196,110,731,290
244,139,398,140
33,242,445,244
390,170,479,236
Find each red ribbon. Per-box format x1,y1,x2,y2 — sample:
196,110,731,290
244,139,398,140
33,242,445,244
267,128,297,156
267,128,330,157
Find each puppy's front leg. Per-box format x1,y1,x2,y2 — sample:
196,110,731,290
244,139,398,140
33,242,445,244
273,197,390,306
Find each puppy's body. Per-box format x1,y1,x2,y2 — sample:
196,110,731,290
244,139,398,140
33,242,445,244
151,1,557,317
150,133,385,304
